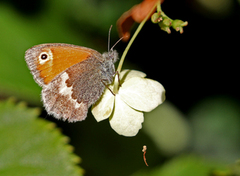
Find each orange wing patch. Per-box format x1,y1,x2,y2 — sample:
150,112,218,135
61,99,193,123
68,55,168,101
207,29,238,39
37,46,92,84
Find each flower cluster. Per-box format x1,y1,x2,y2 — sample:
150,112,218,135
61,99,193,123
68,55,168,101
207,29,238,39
151,11,188,34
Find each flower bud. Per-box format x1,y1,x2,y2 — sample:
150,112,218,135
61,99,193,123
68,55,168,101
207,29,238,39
172,19,188,34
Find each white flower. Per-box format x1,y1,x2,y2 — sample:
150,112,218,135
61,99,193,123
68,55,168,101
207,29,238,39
92,70,165,137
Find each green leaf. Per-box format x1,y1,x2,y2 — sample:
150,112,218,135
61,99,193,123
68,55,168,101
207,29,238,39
0,98,83,176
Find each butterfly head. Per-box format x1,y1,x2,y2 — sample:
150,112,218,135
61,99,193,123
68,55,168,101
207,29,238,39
102,49,119,63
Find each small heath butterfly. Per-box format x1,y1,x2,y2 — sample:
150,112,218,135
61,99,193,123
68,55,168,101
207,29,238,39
25,42,118,122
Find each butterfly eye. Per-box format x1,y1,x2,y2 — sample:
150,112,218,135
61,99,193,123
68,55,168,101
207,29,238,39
38,51,53,64
40,53,48,60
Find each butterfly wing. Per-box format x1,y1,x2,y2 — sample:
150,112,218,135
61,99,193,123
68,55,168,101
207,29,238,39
25,43,103,87
25,43,106,122
42,57,107,122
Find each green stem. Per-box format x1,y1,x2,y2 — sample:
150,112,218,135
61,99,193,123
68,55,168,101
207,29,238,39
116,22,143,73
116,2,159,73
157,2,172,21
113,0,160,94
157,1,161,12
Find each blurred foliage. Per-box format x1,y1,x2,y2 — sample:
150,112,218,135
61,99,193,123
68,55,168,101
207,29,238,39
189,96,240,163
144,101,191,156
131,154,228,176
190,0,235,19
0,0,240,176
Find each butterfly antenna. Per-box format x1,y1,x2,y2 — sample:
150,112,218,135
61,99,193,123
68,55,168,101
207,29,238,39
108,25,113,52
108,25,123,52
110,37,123,51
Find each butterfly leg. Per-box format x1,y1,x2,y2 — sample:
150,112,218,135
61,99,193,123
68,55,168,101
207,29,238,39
101,80,115,96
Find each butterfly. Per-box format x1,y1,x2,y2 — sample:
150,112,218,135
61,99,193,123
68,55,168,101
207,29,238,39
25,37,119,122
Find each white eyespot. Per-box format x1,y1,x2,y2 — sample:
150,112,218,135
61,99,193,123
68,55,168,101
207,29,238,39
38,50,53,64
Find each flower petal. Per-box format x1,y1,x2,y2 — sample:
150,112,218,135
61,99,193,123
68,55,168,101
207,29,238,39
91,88,114,122
131,0,159,23
109,94,144,136
119,77,165,112
120,69,146,84
116,11,134,42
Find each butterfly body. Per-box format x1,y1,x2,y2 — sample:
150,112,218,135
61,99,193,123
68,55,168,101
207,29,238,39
25,43,118,122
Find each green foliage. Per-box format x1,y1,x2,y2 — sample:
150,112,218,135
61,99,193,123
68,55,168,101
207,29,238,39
0,98,83,176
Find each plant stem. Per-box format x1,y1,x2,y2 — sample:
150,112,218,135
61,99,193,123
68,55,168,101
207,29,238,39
116,1,159,73
113,0,160,94
157,1,161,12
